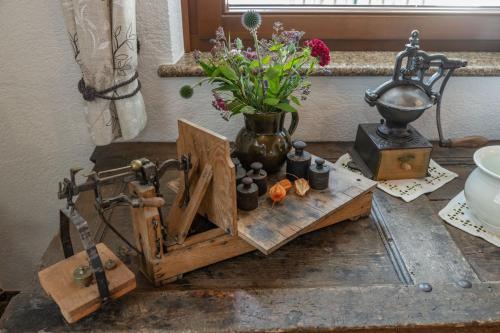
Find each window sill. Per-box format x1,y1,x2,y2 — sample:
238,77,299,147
158,51,500,77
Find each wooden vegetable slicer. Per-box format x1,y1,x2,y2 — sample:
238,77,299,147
39,119,377,323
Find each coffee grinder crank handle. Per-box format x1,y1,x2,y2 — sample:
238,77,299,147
434,61,488,148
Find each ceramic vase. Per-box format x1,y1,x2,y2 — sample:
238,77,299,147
464,145,500,236
235,112,298,174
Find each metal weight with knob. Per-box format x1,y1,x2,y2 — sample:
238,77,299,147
237,177,259,211
309,158,330,190
247,162,268,196
286,141,311,181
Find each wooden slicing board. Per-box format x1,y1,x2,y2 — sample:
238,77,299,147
237,156,377,254
38,243,136,323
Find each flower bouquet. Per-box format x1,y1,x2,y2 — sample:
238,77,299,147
180,11,331,172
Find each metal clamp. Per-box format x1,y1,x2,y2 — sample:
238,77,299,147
60,208,110,303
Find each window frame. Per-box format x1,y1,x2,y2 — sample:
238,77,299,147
182,0,500,52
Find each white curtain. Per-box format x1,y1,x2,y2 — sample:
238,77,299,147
60,0,147,146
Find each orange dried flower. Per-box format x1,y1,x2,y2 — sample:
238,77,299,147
294,178,310,197
277,179,292,191
268,183,287,204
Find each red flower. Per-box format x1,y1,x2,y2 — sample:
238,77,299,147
305,39,330,67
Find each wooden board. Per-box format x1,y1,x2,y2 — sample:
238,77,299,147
174,119,237,237
238,156,377,254
150,191,373,284
7,142,500,332
38,243,136,323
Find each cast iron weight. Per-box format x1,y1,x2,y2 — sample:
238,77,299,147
309,158,330,190
232,157,247,185
286,141,311,181
247,162,267,196
237,177,259,211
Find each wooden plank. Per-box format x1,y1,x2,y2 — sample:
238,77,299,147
238,157,376,254
167,164,213,243
151,191,373,284
431,200,500,283
176,119,237,235
373,190,480,284
7,282,500,332
128,182,163,281
38,243,136,324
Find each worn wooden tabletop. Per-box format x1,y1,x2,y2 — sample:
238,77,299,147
2,142,500,332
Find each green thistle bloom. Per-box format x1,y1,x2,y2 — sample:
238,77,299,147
241,10,262,32
180,85,194,99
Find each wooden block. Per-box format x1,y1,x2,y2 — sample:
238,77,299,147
38,243,136,323
129,182,163,281
175,119,237,236
237,156,377,254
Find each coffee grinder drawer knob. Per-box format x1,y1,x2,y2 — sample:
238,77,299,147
401,162,413,171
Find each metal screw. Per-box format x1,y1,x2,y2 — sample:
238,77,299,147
418,282,432,292
104,259,117,270
457,279,472,289
73,265,93,287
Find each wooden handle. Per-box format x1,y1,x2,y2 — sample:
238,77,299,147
448,136,489,148
140,197,166,208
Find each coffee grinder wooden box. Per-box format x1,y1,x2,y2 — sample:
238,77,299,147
353,123,432,181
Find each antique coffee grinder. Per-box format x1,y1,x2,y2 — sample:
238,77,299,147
352,30,482,180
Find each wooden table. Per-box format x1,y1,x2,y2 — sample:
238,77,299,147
2,142,500,333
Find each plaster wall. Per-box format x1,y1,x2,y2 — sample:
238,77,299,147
0,0,499,290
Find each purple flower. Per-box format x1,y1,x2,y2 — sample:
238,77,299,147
281,30,305,45
243,48,257,60
215,26,226,42
273,21,283,33
193,50,201,62
211,92,231,120
212,93,227,111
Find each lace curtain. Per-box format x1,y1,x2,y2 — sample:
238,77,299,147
60,0,146,145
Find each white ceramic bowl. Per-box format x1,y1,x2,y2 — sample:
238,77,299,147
464,145,500,236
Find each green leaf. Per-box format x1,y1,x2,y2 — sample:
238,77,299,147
263,98,280,106
228,99,246,114
219,65,238,81
240,105,256,114
290,95,301,106
275,103,297,113
249,60,259,69
199,61,215,75
265,66,281,80
211,68,221,78
269,43,284,51
213,83,239,93
235,38,243,50
262,55,271,65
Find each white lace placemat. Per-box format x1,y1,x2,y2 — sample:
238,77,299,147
335,153,458,202
439,190,500,247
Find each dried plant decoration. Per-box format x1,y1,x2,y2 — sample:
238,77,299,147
277,179,293,192
294,178,310,197
268,183,287,205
